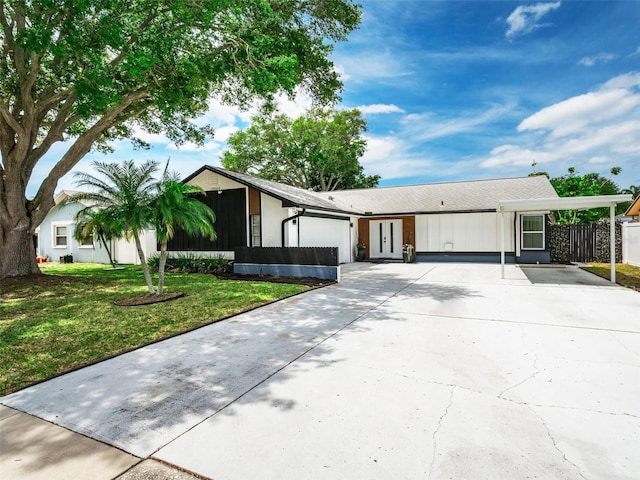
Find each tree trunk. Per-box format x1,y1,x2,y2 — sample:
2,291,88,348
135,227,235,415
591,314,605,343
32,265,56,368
0,218,40,278
132,230,155,294
157,242,168,295
98,232,117,268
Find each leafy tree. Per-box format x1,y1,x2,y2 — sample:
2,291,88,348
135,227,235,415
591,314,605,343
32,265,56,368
73,207,125,268
70,160,159,292
550,167,623,223
0,0,361,278
222,108,380,191
152,176,216,294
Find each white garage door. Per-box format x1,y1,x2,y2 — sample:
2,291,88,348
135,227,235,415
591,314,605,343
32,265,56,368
298,216,352,264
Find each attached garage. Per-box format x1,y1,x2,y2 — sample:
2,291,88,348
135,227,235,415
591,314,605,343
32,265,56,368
298,215,352,264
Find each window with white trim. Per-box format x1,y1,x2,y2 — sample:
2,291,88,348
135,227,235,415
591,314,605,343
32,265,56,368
521,214,545,250
53,225,68,247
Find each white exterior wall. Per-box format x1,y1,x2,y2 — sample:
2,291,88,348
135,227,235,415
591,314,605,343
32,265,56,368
113,230,157,265
298,215,352,263
622,222,640,267
415,212,515,252
186,169,247,191
261,194,290,247
38,202,113,264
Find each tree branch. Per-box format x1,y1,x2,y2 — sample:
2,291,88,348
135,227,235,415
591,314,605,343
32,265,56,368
30,89,150,223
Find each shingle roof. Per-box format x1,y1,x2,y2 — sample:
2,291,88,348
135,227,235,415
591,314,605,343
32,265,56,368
319,175,559,215
188,166,361,214
186,167,558,215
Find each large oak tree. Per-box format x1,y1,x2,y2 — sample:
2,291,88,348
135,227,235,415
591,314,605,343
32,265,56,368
0,0,360,277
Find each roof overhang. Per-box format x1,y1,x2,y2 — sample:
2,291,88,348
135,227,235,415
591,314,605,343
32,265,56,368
497,195,632,212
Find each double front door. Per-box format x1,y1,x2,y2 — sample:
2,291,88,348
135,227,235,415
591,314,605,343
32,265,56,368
369,220,403,259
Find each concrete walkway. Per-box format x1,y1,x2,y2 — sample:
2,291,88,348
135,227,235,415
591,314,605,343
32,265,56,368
2,263,639,479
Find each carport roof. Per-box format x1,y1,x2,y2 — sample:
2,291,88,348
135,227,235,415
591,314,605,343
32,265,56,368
497,194,633,212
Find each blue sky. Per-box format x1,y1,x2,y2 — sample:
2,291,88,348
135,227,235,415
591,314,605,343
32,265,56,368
34,0,640,196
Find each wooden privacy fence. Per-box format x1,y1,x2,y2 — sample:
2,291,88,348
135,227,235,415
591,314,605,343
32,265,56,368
234,247,338,266
568,224,597,262
234,247,340,281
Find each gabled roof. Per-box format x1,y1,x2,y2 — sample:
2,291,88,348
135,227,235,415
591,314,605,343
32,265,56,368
184,166,360,215
184,167,561,216
53,190,98,207
319,175,559,215
625,195,640,218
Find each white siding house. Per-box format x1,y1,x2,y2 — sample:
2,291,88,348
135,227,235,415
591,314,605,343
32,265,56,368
178,166,559,265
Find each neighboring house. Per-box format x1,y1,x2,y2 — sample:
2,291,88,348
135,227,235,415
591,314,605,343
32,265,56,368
625,195,640,222
178,166,559,264
36,190,156,264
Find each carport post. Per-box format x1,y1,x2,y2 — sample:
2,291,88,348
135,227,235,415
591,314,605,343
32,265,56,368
500,209,505,279
610,204,616,284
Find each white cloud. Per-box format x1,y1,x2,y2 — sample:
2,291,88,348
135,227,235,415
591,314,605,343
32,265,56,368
357,104,404,115
402,103,517,142
360,135,434,180
578,52,618,67
518,87,640,137
333,50,413,83
481,72,640,180
505,2,561,40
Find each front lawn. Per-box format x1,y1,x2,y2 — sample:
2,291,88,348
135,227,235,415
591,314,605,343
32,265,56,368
0,263,310,396
581,263,640,291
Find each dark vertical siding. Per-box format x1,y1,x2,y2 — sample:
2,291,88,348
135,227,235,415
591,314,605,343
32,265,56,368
166,188,247,251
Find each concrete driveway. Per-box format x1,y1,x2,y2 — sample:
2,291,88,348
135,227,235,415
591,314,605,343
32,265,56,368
2,263,639,479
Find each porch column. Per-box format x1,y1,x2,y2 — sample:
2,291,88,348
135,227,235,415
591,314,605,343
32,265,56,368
610,204,616,284
500,209,505,279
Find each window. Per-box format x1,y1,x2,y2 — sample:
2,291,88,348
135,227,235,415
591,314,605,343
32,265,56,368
522,215,545,250
251,215,261,247
54,225,68,247
79,234,94,248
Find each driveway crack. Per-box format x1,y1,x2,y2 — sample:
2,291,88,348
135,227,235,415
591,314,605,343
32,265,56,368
429,386,455,479
498,354,542,400
527,405,589,480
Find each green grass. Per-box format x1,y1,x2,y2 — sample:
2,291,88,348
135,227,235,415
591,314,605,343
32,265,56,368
581,263,640,291
0,263,309,396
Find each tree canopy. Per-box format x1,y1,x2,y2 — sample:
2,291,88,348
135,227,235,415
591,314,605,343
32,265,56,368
0,0,361,277
222,107,380,191
549,167,626,223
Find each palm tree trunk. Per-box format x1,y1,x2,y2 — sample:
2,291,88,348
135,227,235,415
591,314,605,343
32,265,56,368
98,232,117,268
132,230,155,294
157,241,168,295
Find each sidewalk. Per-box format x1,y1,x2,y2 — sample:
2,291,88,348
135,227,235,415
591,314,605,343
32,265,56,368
1,405,201,480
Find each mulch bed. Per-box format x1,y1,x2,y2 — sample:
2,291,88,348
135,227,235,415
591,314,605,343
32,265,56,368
113,292,185,307
215,272,334,287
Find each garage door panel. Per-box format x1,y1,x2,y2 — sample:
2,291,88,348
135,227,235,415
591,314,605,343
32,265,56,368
299,216,351,264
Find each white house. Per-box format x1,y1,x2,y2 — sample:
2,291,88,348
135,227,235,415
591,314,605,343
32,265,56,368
36,190,156,265
176,166,560,264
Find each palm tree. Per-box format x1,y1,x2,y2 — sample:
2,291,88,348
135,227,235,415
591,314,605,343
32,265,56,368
73,207,125,268
152,178,216,294
71,160,159,293
622,184,640,199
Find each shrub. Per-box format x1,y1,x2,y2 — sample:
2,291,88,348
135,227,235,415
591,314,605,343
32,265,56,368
147,252,231,274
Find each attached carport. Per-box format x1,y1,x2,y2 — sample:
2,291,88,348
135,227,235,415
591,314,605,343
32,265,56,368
497,194,633,283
